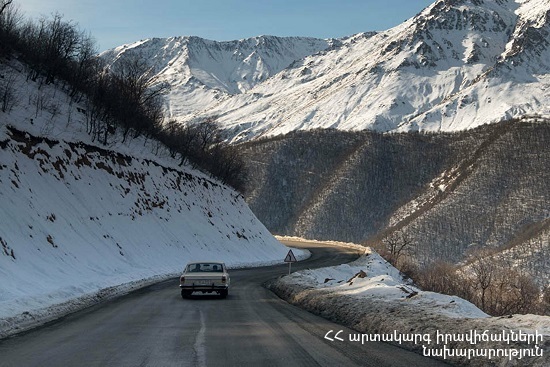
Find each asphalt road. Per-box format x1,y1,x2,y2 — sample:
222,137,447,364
0,240,448,367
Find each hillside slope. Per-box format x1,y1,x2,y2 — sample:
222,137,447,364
0,57,298,330
239,119,550,270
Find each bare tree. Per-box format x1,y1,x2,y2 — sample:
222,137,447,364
0,0,21,48
0,0,12,17
467,248,497,311
379,230,416,267
207,143,247,191
108,56,165,142
0,73,18,112
195,118,221,155
417,260,458,294
67,30,99,100
42,13,80,84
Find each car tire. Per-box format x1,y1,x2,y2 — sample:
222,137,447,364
220,289,228,299
181,290,191,299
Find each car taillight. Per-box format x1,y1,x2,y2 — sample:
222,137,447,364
221,275,227,282
180,276,185,283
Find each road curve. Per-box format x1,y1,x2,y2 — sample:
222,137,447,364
0,241,448,366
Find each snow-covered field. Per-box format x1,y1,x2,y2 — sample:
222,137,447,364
269,238,550,366
0,58,308,338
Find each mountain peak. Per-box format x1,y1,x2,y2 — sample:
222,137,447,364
100,35,333,117
100,0,550,142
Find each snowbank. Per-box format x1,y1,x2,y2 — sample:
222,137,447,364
267,247,550,366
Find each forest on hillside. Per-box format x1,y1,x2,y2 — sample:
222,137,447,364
239,119,550,314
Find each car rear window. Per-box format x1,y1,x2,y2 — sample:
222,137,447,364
186,263,223,272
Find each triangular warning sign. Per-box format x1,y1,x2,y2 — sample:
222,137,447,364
284,249,297,263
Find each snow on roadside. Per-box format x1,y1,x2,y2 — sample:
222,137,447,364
0,248,310,340
267,244,550,366
0,58,309,339
0,129,310,338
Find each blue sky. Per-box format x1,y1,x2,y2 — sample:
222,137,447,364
18,0,435,51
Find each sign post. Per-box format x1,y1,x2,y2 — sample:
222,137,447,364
284,249,297,275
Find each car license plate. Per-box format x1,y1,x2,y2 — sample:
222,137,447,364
196,280,211,285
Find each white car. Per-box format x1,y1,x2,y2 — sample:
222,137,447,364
179,261,230,298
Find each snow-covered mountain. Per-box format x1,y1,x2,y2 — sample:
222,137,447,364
103,0,550,142
99,36,335,119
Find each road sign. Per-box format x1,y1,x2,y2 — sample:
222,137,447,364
284,249,297,275
284,249,297,263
